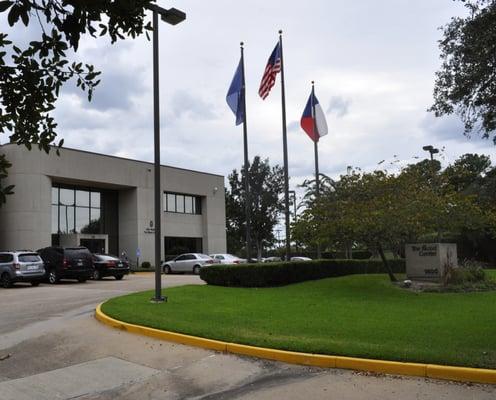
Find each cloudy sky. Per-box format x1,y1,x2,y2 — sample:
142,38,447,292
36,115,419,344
3,0,496,192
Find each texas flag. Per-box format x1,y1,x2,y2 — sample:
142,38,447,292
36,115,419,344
300,90,328,142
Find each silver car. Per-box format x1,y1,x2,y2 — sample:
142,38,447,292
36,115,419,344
162,253,214,275
210,253,245,264
0,251,45,288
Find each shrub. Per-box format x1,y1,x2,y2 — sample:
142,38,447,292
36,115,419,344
448,266,486,285
200,259,405,287
141,261,151,269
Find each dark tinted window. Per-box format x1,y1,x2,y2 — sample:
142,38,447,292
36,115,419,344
175,255,187,261
65,248,92,259
18,254,42,262
0,254,13,263
185,254,196,260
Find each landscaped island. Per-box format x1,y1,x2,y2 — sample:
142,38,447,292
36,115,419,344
101,271,496,369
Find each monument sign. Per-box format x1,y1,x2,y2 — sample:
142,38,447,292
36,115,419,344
405,243,458,282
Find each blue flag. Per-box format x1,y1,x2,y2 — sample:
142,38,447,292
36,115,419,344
226,58,244,125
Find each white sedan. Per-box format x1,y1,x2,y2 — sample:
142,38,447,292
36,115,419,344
290,256,312,262
210,254,245,264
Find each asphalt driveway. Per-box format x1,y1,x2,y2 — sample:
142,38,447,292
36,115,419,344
0,273,494,399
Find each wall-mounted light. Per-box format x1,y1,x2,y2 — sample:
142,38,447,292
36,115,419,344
213,186,219,195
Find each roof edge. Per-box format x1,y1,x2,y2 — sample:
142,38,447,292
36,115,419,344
0,143,224,179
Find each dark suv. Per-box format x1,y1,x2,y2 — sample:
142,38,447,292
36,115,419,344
37,246,94,284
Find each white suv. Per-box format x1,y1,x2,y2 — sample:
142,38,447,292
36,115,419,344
0,251,45,288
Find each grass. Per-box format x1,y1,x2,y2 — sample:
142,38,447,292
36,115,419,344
102,271,496,369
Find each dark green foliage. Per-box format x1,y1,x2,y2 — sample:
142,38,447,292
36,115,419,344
200,259,406,287
141,261,151,269
448,266,486,285
430,0,496,141
226,156,284,258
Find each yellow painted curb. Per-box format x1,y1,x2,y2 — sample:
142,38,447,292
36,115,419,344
95,303,226,352
95,303,496,385
335,356,426,378
426,364,496,385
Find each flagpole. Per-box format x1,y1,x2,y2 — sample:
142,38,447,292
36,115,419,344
240,42,252,262
311,81,321,259
278,30,291,261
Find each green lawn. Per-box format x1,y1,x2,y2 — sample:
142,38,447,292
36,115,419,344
102,271,496,368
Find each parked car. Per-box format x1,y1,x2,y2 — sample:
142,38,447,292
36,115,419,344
262,256,282,263
0,251,45,288
290,256,312,262
92,254,130,280
162,253,214,274
37,246,93,284
209,253,245,264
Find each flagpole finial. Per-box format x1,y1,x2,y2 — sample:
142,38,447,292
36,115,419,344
279,29,283,35
240,41,244,47
311,80,315,85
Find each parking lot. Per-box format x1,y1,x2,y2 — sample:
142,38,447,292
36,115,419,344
0,274,494,399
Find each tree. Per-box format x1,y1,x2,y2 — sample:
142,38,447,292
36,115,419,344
430,0,496,141
293,168,494,282
225,156,284,259
0,0,154,204
443,153,491,193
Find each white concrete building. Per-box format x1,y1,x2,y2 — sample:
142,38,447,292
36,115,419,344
0,144,226,264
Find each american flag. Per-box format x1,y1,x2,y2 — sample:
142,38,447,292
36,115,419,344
258,42,282,100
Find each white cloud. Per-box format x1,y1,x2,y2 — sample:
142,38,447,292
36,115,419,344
4,0,496,188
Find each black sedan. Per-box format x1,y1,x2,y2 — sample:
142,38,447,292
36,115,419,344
92,254,130,280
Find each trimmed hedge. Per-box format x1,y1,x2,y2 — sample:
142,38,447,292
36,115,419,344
200,259,405,287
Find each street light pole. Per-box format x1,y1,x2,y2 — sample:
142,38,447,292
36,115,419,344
422,145,439,161
151,9,164,303
147,4,186,303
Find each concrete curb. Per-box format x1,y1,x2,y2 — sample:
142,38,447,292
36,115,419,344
95,303,496,385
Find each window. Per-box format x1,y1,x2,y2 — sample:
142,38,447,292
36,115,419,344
164,192,202,215
60,188,74,206
18,254,41,262
51,205,58,234
76,190,89,207
164,237,203,255
90,192,100,208
0,254,13,263
52,187,58,204
51,185,103,234
185,197,193,213
75,207,89,232
167,194,176,212
176,195,185,213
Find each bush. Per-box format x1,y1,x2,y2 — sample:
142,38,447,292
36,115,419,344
200,259,405,287
141,261,151,269
448,266,486,285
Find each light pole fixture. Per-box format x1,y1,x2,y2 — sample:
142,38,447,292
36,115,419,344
422,145,439,161
146,3,186,303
